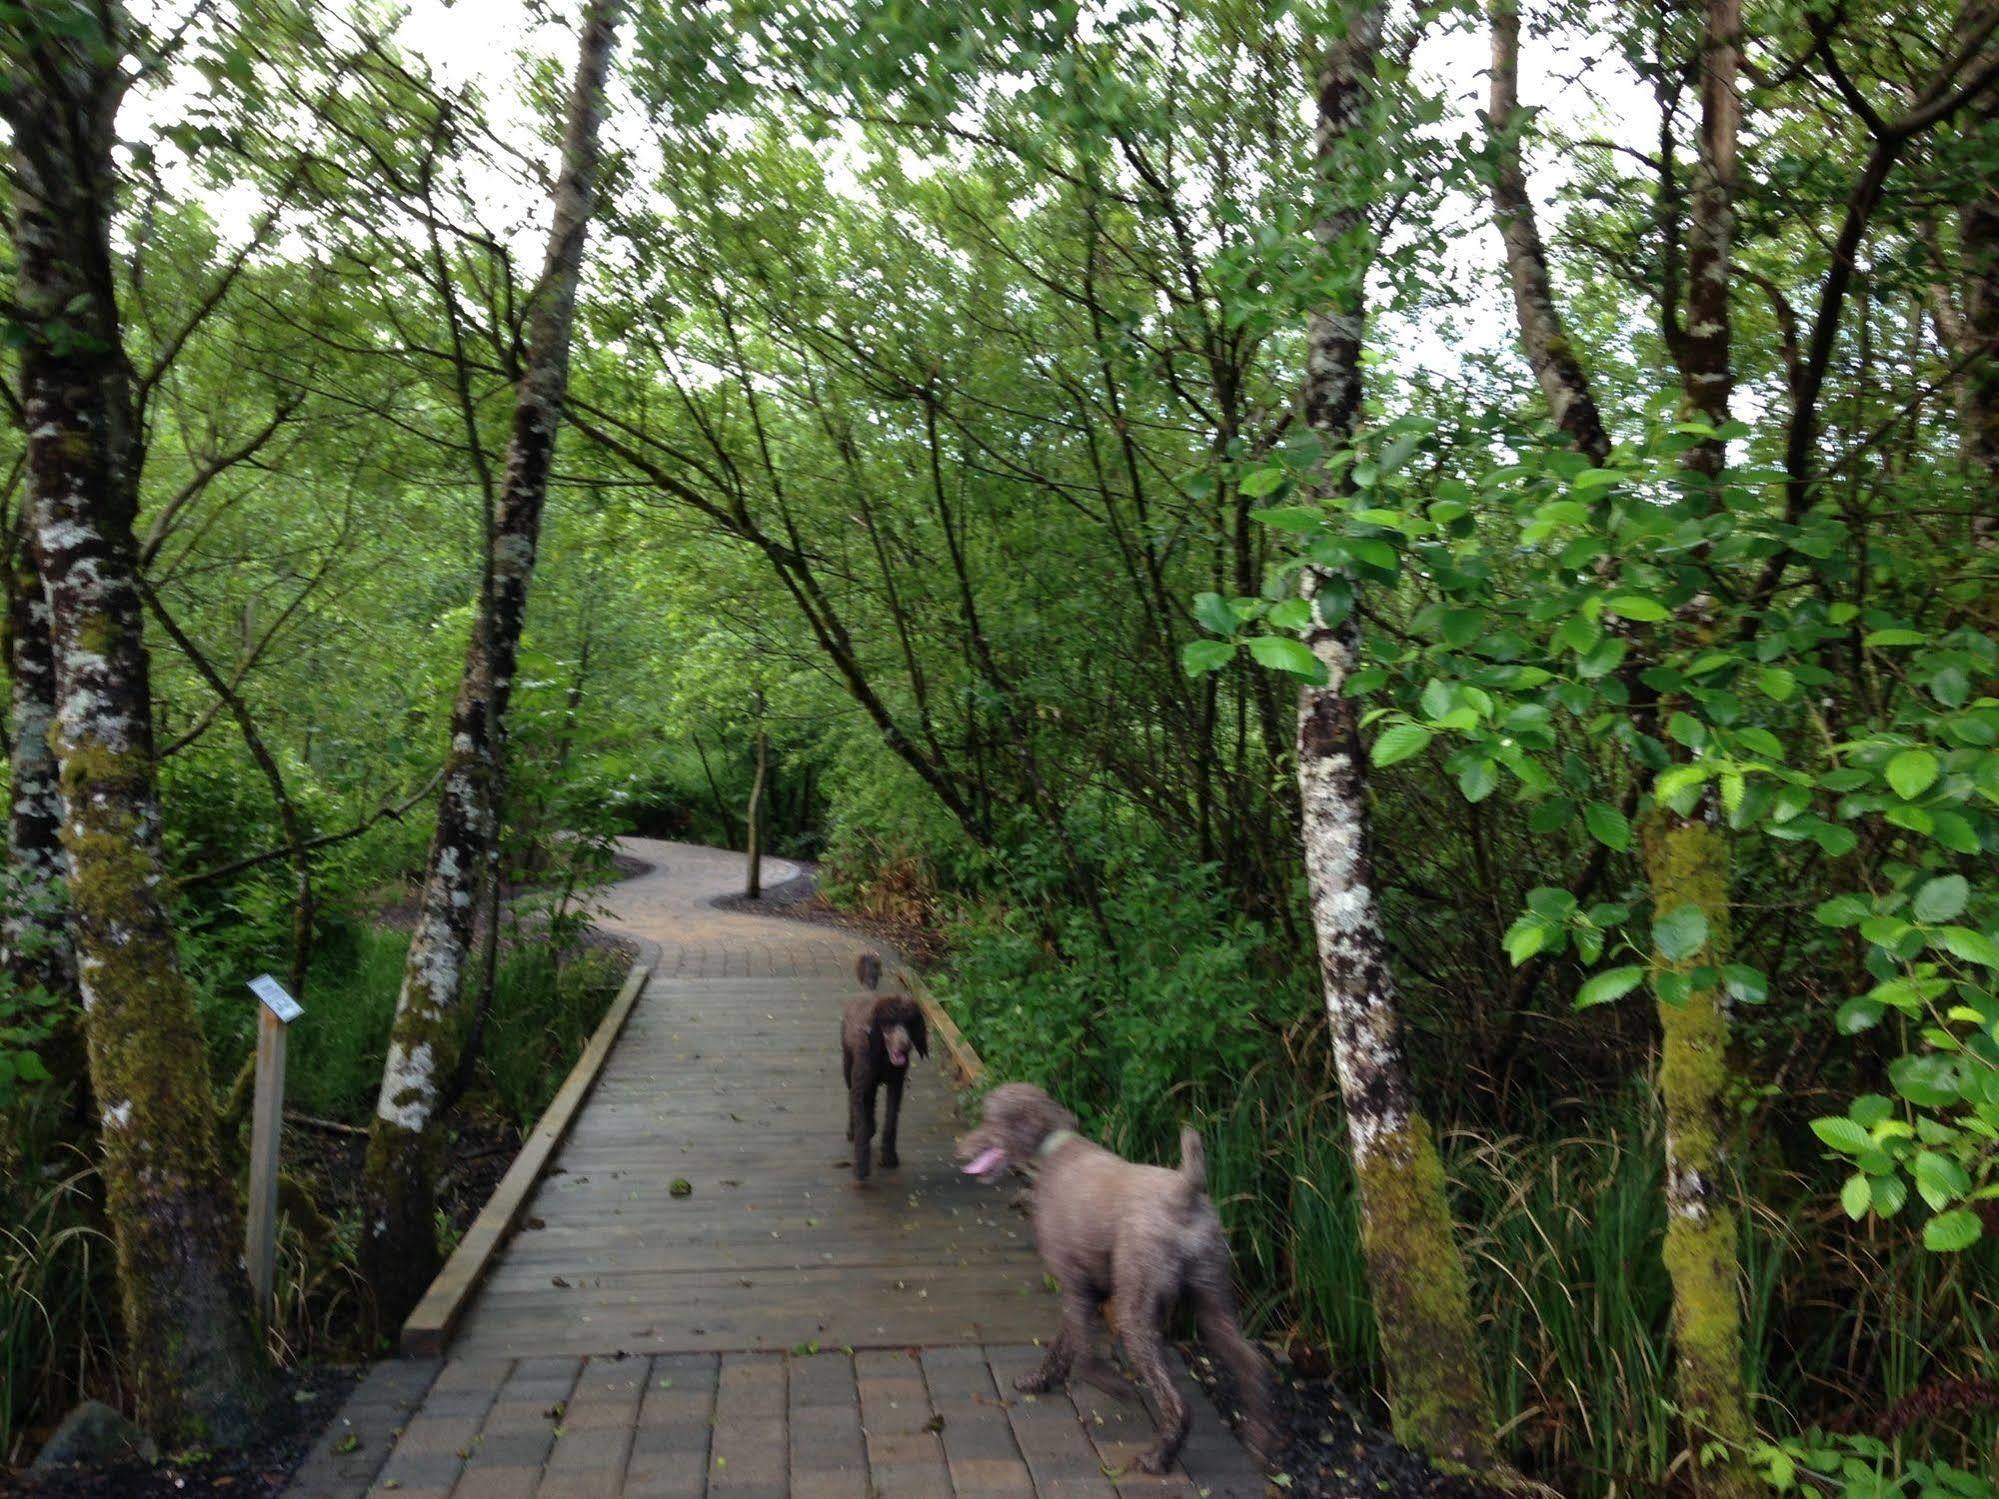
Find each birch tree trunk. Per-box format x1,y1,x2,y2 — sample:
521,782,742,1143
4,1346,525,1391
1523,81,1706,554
4,11,276,1444
1295,6,1498,1470
1486,0,1611,464
360,0,624,1328
4,536,75,1004
1655,2,1758,1488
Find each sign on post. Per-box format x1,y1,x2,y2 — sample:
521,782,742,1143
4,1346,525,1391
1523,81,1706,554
245,975,303,1323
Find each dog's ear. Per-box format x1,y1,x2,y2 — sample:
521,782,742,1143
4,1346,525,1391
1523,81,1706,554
909,1006,929,1058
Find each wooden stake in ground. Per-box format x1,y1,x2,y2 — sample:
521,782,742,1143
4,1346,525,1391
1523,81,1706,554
361,0,626,1330
245,976,303,1321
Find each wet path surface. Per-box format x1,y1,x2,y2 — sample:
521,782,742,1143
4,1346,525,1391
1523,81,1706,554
286,840,1265,1497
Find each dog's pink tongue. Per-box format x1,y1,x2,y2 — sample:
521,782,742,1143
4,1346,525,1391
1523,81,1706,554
962,1147,1006,1177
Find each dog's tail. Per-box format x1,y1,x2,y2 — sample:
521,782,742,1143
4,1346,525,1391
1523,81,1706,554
1177,1126,1206,1194
856,952,883,990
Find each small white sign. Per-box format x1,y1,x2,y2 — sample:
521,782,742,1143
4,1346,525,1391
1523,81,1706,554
248,974,303,1024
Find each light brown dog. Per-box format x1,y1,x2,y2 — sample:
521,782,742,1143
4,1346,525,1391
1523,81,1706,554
840,953,927,1182
958,1081,1272,1473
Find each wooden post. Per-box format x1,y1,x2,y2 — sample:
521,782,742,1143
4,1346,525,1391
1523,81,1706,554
245,974,302,1324
745,690,767,899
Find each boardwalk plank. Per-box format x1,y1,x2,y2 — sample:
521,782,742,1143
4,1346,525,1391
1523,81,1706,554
287,841,1261,1498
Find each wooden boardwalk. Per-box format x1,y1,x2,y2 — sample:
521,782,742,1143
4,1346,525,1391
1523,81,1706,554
287,840,1266,1498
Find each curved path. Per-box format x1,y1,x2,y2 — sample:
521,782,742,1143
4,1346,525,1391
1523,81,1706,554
288,839,1265,1498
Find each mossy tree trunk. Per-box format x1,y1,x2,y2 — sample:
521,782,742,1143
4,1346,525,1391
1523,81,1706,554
1648,1,1758,1487
1293,4,1499,1471
1641,810,1758,1497
3,9,276,1445
360,0,624,1330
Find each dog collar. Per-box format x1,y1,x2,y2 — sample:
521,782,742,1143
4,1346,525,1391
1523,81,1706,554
1036,1128,1078,1159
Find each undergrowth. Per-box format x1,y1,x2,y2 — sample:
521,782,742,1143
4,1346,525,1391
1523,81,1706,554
1,917,624,1461
926,873,1999,1498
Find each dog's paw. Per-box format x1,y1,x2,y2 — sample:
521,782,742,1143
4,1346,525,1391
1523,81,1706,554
1011,1371,1053,1394
1135,1448,1172,1475
879,1149,899,1168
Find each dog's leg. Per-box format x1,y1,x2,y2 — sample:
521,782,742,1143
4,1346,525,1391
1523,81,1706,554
879,1069,904,1168
1191,1278,1273,1464
1016,1289,1094,1393
842,1043,854,1137
851,1080,877,1181
1120,1298,1189,1475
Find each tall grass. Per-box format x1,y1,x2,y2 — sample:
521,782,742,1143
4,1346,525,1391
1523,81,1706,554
2,1100,117,1465
948,1007,1998,1496
3,916,628,1459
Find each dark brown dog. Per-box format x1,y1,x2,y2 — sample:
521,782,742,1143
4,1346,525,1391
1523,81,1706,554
841,953,927,1182
958,1082,1271,1474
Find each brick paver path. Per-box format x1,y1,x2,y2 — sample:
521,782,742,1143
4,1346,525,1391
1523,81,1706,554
287,839,1266,1497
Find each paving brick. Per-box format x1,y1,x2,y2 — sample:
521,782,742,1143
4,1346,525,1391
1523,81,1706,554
787,1353,865,1499
921,1348,1033,1498
709,1353,787,1493
987,1345,1119,1499
285,1361,443,1499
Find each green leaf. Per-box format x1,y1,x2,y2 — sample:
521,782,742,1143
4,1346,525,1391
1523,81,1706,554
1266,598,1313,632
1810,1117,1874,1155
1814,894,1871,929
1440,608,1483,647
1371,723,1433,767
1193,592,1238,637
1911,875,1970,924
1653,904,1710,962
1862,627,1926,648
1457,758,1498,803
1584,802,1631,851
1246,635,1328,683
1936,926,1999,968
1871,1174,1907,1216
1239,466,1288,498
1886,749,1939,800
1890,1055,1959,1109
1922,1209,1982,1252
1840,1173,1872,1220
1575,965,1646,1009
1756,666,1796,702
1913,1151,1971,1211
1503,916,1550,966
1181,640,1234,677
1606,594,1668,622
1722,964,1767,1003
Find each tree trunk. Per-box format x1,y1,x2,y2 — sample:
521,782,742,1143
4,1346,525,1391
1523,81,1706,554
745,695,768,899
1641,810,1758,1497
1487,0,1612,464
1294,5,1499,1470
4,534,76,1006
1655,2,1758,1487
360,0,624,1330
1677,0,1741,480
5,12,276,1444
